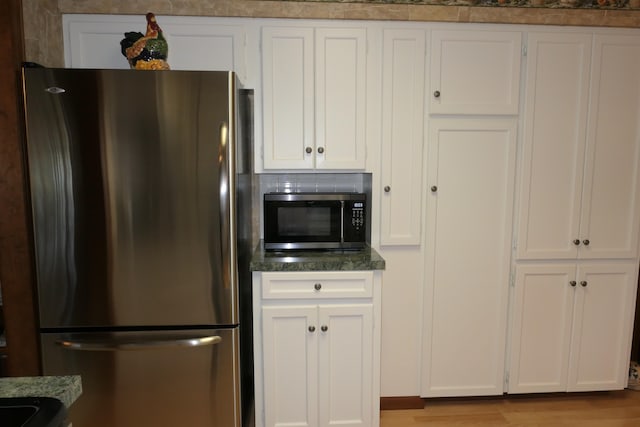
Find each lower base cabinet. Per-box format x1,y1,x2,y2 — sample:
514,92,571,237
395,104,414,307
508,262,638,393
253,270,382,427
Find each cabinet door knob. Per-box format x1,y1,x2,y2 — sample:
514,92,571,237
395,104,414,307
573,239,581,246
317,146,325,154
384,186,391,193
314,283,322,291
570,281,577,287
321,325,328,332
580,281,588,287
582,239,590,246
305,146,313,154
431,186,438,192
308,326,316,333
434,90,441,98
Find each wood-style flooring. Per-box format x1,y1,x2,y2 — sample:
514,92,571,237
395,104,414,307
380,390,640,426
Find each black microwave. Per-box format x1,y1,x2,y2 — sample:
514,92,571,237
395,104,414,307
263,192,367,251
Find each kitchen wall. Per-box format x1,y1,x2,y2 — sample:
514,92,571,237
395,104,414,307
22,0,640,68
21,0,640,399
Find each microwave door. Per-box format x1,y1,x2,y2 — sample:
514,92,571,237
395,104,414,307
264,200,342,250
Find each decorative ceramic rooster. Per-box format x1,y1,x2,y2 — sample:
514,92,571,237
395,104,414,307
120,13,169,70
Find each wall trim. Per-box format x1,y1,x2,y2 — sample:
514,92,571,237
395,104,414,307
380,396,426,410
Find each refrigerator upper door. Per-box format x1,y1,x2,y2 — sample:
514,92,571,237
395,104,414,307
23,68,239,328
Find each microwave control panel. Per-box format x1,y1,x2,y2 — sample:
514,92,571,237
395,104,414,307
344,200,366,243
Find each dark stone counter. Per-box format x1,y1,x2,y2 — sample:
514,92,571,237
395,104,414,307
0,376,82,408
250,241,386,272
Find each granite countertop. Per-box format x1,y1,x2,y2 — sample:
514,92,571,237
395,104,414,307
0,376,82,408
250,241,386,272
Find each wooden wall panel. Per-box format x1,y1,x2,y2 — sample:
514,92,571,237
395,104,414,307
0,0,41,376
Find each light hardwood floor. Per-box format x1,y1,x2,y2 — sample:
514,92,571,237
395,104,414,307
380,390,640,426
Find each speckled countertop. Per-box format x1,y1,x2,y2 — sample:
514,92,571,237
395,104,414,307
0,376,82,408
250,241,386,271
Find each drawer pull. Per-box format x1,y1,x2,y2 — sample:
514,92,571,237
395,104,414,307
314,283,322,291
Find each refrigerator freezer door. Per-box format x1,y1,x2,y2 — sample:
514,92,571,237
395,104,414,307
41,328,240,427
22,68,239,328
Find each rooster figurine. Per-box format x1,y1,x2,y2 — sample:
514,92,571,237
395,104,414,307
120,13,169,70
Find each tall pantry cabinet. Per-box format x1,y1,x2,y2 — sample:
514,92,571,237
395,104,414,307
420,29,521,397
508,32,640,393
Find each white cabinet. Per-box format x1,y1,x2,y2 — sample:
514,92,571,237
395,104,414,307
510,32,640,395
429,29,522,115
517,33,640,260
379,28,426,245
63,15,248,79
420,119,517,397
508,262,638,393
261,26,367,170
253,271,381,427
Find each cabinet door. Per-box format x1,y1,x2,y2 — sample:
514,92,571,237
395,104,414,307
64,15,247,74
507,264,576,394
421,119,516,397
379,28,426,245
567,263,638,392
516,33,592,260
579,35,640,259
262,27,315,169
429,30,521,115
315,28,367,170
318,304,373,427
262,305,318,427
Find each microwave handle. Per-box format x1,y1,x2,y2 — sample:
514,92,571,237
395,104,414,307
340,201,345,244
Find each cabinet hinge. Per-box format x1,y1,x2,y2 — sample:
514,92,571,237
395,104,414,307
509,272,515,288
522,44,527,57
505,371,510,386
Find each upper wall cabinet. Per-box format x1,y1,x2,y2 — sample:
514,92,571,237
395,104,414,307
379,28,426,245
429,29,522,115
516,33,640,260
261,26,367,170
63,15,248,82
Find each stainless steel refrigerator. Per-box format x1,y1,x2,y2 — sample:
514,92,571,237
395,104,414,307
21,67,254,427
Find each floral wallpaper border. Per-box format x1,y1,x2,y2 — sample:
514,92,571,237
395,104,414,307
253,0,640,9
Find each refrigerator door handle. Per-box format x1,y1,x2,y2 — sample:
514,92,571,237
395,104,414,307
55,335,222,351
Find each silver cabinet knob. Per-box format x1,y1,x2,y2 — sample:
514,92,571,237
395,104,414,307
317,147,324,154
570,281,577,287
305,147,312,154
573,239,580,246
308,326,316,332
384,186,391,193
314,283,322,291
431,186,438,192
434,90,441,98
580,281,587,287
582,239,590,246
321,325,328,332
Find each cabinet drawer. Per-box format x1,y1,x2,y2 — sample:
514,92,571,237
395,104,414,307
261,271,373,300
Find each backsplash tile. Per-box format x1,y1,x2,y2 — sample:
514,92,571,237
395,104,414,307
259,173,369,194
